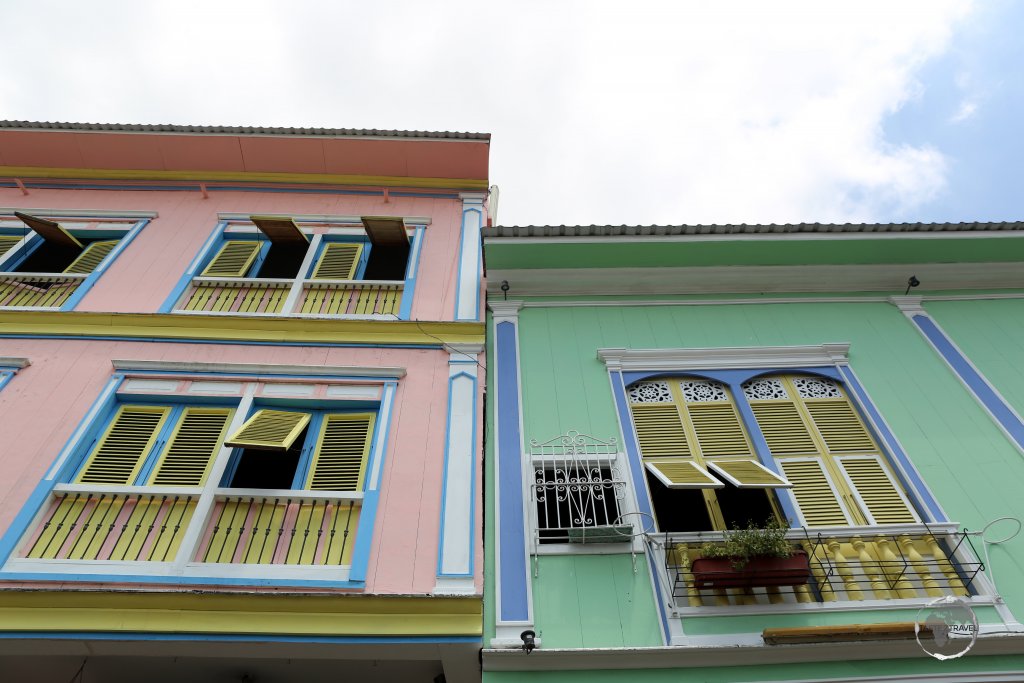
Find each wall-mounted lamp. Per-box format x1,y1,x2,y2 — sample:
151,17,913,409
501,280,510,301
905,275,921,296
520,629,536,654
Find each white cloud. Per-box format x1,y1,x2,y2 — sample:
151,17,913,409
0,0,973,225
950,100,979,122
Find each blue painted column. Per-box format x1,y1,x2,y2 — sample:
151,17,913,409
488,300,534,647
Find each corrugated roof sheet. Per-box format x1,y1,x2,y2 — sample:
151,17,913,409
0,120,490,141
484,222,1024,237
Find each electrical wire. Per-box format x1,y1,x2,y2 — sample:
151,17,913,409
386,314,486,371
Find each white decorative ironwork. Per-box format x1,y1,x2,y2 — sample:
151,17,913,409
794,377,842,399
680,380,728,403
742,378,788,400
529,431,627,546
628,381,672,403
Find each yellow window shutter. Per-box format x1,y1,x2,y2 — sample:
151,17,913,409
805,401,876,453
706,459,791,488
15,212,83,249
688,403,751,457
200,241,261,277
645,461,723,489
630,404,690,458
149,408,234,486
224,409,311,451
839,456,919,524
0,236,20,260
63,240,119,274
750,402,818,455
778,458,852,527
77,406,170,485
250,215,309,244
306,413,375,491
311,243,363,280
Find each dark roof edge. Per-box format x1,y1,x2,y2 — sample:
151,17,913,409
0,120,490,141
484,222,1024,238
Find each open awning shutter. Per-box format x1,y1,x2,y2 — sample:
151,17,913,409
224,409,311,451
361,216,409,248
645,461,723,489
630,404,690,458
250,215,309,245
64,240,119,274
778,457,852,527
0,236,20,260
310,243,363,280
706,460,792,488
838,456,919,524
77,406,170,484
149,408,233,486
201,241,261,277
306,413,375,491
15,212,83,249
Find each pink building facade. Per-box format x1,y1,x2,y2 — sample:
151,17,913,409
0,122,488,683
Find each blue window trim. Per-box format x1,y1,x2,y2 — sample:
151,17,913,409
0,372,397,589
0,370,16,392
613,364,945,528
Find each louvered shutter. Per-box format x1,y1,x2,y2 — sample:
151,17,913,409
805,402,876,452
149,408,233,486
0,236,20,261
777,457,851,527
224,409,311,451
306,413,375,491
77,406,170,484
64,240,119,274
645,461,723,489
706,460,791,488
630,404,690,458
310,243,362,280
201,241,261,277
750,402,818,454
838,456,919,524
689,403,751,457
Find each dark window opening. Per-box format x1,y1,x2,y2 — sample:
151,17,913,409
15,239,94,274
363,244,409,280
253,243,307,278
535,466,622,543
647,471,714,532
716,483,778,529
227,426,308,489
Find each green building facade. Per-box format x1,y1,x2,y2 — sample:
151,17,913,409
481,223,1024,682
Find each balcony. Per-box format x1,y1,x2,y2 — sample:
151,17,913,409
11,485,362,582
0,273,86,309
664,524,984,610
174,276,403,318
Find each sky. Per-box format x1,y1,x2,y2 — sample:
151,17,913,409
0,0,1020,227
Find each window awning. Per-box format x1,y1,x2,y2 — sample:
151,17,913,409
645,460,723,489
361,216,409,248
15,211,83,249
224,409,311,451
250,215,309,245
706,460,792,488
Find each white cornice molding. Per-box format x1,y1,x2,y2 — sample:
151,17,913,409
0,357,30,369
0,208,157,219
217,212,430,226
889,295,928,318
112,360,405,378
459,192,487,203
597,344,851,372
446,343,485,356
488,300,524,322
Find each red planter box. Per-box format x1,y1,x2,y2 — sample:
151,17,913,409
690,550,810,589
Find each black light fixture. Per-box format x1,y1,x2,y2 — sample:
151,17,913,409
501,280,510,301
520,629,536,654
904,275,921,296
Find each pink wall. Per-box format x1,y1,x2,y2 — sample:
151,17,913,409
0,338,484,595
0,186,469,322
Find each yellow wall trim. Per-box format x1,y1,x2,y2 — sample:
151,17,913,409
0,590,482,636
0,166,488,191
0,311,485,346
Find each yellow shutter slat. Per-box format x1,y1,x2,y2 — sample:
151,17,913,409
0,236,20,260
63,240,119,274
311,243,362,280
306,413,375,491
689,403,751,457
201,241,261,277
805,401,876,453
149,408,233,486
629,404,690,458
225,409,311,451
778,458,851,527
645,461,723,489
839,456,919,524
750,402,818,454
77,406,170,485
706,459,791,488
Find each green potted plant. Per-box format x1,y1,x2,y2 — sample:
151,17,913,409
691,519,810,589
